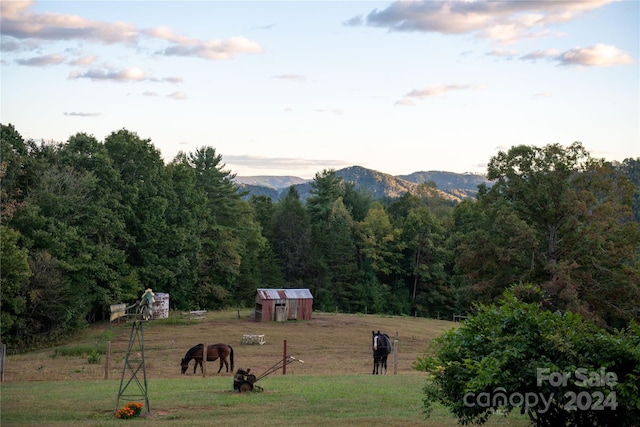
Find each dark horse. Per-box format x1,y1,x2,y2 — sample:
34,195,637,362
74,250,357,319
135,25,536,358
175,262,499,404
180,343,234,374
372,330,391,375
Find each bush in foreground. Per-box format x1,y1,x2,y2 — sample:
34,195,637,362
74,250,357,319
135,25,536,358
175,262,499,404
415,285,640,426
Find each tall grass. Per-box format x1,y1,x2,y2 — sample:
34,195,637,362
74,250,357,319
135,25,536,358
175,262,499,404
1,374,528,427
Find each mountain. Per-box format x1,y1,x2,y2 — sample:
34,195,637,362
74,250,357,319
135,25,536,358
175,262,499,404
398,170,491,200
233,175,309,189
336,166,422,199
234,166,491,202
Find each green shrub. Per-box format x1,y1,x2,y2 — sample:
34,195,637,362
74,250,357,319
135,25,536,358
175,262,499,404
87,349,101,364
50,346,94,358
416,284,640,426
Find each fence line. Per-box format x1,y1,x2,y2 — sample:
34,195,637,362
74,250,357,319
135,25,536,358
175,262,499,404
452,314,468,322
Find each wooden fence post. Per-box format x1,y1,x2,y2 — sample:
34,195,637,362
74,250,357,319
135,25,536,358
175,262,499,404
104,341,111,379
202,342,207,378
283,340,287,375
393,331,398,375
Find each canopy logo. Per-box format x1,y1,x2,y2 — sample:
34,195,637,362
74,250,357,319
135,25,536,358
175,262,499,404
462,367,618,413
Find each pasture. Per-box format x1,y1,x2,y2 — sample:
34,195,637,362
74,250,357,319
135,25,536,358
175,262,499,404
1,310,528,426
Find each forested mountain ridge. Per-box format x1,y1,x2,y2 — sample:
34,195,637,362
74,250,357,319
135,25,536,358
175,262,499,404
235,166,491,202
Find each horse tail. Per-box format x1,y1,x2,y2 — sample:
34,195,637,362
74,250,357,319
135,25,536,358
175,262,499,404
229,345,235,371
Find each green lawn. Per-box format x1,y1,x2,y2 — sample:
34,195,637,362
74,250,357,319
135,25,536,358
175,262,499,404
1,374,529,426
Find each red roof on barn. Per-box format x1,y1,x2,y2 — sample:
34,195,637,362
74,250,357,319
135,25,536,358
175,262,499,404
256,289,313,300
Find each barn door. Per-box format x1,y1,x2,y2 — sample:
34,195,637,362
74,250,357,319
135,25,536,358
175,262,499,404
289,299,298,320
275,303,286,322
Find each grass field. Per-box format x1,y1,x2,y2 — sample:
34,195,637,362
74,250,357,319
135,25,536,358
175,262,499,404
1,310,529,426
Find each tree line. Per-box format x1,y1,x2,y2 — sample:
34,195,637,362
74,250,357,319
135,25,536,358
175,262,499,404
2,123,639,348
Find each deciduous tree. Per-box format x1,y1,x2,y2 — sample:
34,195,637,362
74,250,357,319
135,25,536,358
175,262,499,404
456,143,640,326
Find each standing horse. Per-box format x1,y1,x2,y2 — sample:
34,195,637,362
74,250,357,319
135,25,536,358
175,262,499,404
180,343,235,374
372,330,391,375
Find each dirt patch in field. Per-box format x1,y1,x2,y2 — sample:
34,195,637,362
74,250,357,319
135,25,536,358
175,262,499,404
2,311,456,382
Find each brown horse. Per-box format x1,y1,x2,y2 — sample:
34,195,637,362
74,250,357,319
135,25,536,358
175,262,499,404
180,343,235,374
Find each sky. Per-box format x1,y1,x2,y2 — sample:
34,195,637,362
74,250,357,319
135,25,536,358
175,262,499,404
1,0,638,179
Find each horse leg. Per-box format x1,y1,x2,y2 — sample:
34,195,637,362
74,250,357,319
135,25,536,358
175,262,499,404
372,355,378,375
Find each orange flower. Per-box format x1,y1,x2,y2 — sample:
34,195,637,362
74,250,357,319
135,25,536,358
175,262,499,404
115,401,144,419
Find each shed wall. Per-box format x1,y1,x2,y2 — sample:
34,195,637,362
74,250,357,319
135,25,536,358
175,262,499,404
151,293,169,319
254,290,313,322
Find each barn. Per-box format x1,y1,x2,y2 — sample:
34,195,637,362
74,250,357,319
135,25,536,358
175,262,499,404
254,288,313,322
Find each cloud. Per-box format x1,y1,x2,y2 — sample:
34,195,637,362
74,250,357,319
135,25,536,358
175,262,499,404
252,23,275,30
63,111,100,117
405,84,482,98
353,0,614,44
159,36,263,60
144,26,263,60
486,49,518,59
142,26,191,44
520,44,633,67
0,1,29,18
520,48,561,62
222,154,351,171
343,15,364,27
67,66,182,83
167,91,187,100
2,1,263,62
273,74,306,82
0,38,32,52
394,99,415,107
16,53,65,66
396,83,483,105
151,76,183,84
69,67,146,82
69,55,97,66
1,0,138,44
558,44,634,67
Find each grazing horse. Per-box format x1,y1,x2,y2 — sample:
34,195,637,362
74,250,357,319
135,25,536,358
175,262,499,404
180,343,235,374
372,330,391,375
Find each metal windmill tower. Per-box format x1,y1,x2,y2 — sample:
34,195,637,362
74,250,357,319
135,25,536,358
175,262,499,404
114,289,155,415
